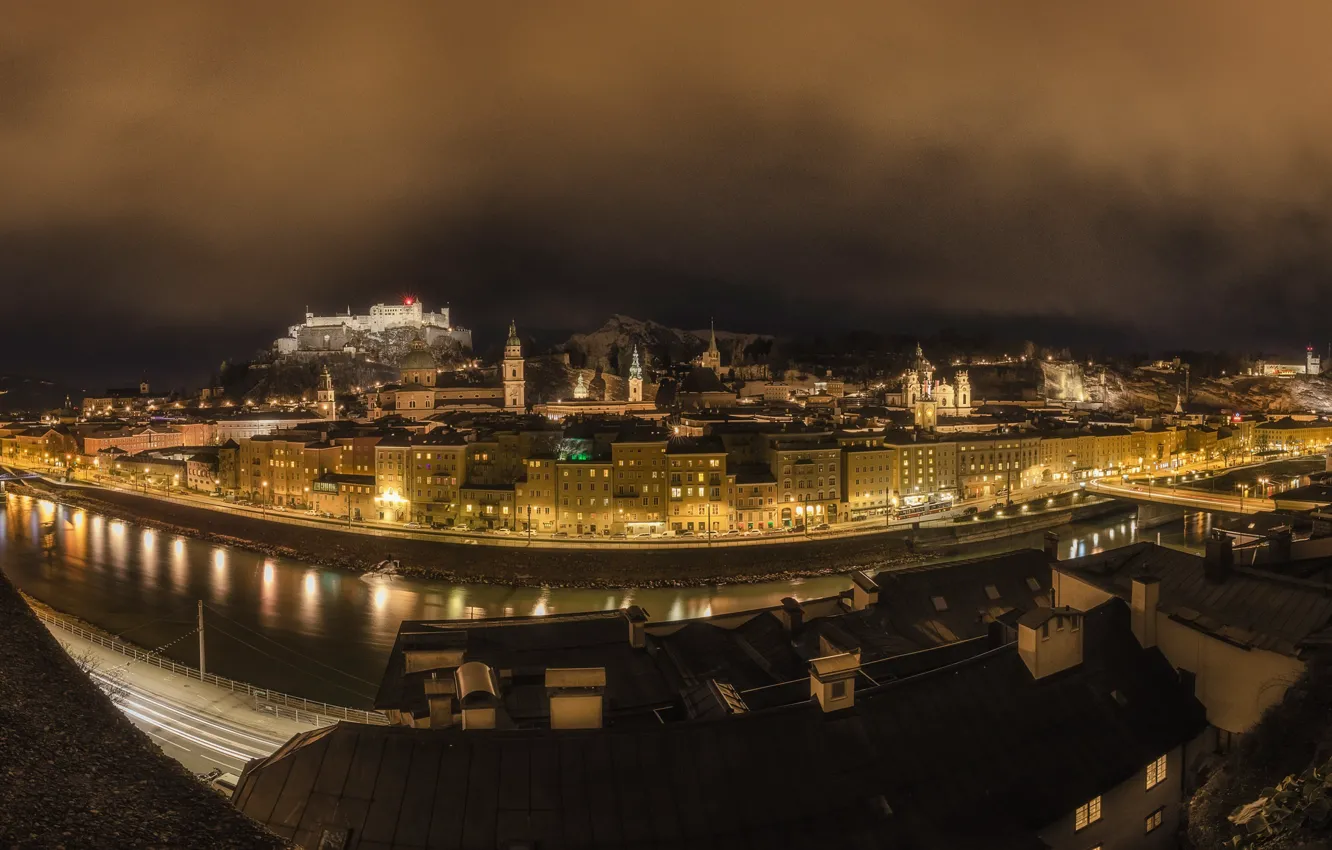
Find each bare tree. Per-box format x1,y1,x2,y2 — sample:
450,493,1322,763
61,641,130,707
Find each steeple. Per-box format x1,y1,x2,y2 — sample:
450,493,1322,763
628,345,644,402
503,320,525,411
317,364,336,420
708,318,719,354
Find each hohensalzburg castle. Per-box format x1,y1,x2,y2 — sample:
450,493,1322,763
274,298,472,354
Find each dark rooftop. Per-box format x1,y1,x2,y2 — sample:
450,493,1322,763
1054,541,1332,656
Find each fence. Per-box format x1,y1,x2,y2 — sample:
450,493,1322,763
28,602,388,726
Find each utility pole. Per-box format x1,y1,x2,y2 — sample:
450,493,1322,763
197,600,206,680
527,504,533,545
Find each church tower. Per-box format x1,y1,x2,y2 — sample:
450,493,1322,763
956,370,971,410
700,319,722,373
628,345,644,403
503,320,525,412
317,364,336,420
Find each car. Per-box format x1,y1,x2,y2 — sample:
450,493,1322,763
813,522,830,531
724,529,740,535
744,528,763,536
462,538,477,545
494,527,512,535
404,522,422,529
611,532,627,539
553,531,569,538
962,506,978,516
205,769,240,798
676,530,695,537
634,531,654,538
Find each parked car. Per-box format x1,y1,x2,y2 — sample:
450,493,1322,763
494,527,512,535
611,532,627,539
962,506,978,515
813,522,830,531
405,522,422,529
744,528,763,536
676,530,695,537
553,531,569,538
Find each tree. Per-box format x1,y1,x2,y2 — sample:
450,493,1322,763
62,641,129,708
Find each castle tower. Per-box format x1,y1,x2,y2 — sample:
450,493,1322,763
957,370,971,410
317,364,336,420
628,345,644,403
573,371,589,400
503,320,525,412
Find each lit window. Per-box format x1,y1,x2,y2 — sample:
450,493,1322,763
1145,807,1164,833
1145,754,1167,790
1074,796,1102,832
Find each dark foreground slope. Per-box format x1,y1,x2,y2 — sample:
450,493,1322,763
0,571,285,849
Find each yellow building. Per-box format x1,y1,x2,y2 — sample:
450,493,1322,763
610,435,670,534
842,445,898,520
766,437,842,527
730,467,779,530
516,456,559,533
409,432,468,527
373,435,412,522
954,435,1043,501
667,436,729,533
555,459,614,535
459,484,516,530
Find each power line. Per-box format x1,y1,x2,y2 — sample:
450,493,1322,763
202,603,379,687
202,620,376,702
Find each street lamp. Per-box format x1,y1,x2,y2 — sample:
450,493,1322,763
527,504,533,545
261,480,269,518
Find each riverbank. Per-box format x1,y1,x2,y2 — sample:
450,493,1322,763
11,480,1132,588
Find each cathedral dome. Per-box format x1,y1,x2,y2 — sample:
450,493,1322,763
399,338,437,371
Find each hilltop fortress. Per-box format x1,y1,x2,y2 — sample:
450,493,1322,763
274,298,472,354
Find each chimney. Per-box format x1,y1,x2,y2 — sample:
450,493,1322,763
424,672,456,729
546,667,606,729
850,570,879,611
1017,607,1084,679
1269,529,1293,564
1130,573,1160,649
623,605,649,649
1204,532,1234,583
781,597,805,634
809,653,859,712
1043,530,1060,561
454,661,500,730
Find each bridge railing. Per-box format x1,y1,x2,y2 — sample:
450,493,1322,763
27,601,387,726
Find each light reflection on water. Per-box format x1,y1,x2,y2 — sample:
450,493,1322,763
0,490,1200,706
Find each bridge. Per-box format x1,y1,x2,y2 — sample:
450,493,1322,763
1086,478,1273,515
0,466,42,483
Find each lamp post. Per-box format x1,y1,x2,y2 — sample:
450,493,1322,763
261,480,268,519
528,504,533,545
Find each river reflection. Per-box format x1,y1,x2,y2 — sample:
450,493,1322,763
0,491,1203,707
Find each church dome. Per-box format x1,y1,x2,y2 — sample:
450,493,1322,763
399,338,437,371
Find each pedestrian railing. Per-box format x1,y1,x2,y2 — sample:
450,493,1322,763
28,602,387,726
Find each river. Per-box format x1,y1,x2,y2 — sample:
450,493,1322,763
0,490,1209,707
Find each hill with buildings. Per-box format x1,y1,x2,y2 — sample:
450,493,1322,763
562,314,774,376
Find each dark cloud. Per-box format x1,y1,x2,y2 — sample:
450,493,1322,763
4,1,1332,384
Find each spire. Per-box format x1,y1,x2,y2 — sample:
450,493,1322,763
708,317,718,353
629,345,643,381
507,319,520,347
1174,393,1183,415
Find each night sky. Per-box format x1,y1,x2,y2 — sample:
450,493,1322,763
5,2,1332,387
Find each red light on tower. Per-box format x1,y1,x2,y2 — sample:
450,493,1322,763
404,296,414,306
